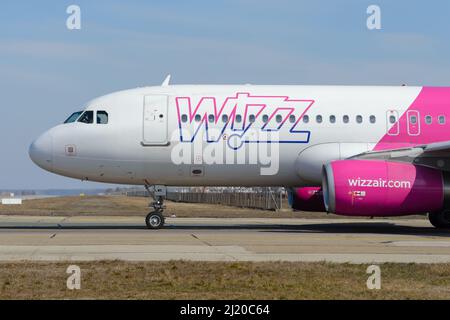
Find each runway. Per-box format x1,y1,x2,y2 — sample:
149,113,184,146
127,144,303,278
0,215,450,263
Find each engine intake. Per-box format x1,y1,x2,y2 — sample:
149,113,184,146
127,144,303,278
322,160,450,216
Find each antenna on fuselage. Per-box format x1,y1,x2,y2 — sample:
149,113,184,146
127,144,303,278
161,74,171,87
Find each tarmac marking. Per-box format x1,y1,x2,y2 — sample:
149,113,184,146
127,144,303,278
0,216,449,263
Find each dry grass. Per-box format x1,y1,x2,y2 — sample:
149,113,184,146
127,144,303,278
0,195,426,219
0,196,149,216
0,261,449,299
0,195,309,218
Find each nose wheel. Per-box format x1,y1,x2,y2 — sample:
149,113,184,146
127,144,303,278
144,184,167,230
146,211,165,229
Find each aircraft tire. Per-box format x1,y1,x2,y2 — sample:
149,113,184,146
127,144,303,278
428,211,450,229
146,211,165,229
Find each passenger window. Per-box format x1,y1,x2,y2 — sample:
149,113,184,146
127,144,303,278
235,115,242,123
181,114,188,123
329,115,336,124
425,115,432,124
303,115,309,123
389,115,396,124
439,115,446,125
208,114,215,123
316,115,323,123
249,115,256,123
64,111,83,124
222,115,228,123
195,114,201,122
370,115,376,124
262,115,269,123
343,115,349,123
97,111,109,124
356,115,363,123
289,115,296,123
276,115,283,123
410,115,417,125
78,111,94,124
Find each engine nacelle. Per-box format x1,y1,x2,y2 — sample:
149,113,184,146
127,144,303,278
288,187,326,212
322,160,449,216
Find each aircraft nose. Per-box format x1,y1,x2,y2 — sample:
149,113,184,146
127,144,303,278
29,131,53,171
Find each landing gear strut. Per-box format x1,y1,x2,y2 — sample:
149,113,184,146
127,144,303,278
428,211,450,229
145,185,167,229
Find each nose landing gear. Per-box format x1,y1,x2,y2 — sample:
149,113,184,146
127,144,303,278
145,185,167,229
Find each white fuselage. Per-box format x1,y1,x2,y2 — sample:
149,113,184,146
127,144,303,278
29,85,432,187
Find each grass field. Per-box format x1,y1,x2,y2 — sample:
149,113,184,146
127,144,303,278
0,195,317,218
0,195,426,219
0,261,449,299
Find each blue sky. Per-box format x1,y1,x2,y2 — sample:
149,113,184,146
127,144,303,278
1,0,450,189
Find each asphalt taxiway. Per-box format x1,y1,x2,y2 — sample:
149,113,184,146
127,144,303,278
0,215,449,263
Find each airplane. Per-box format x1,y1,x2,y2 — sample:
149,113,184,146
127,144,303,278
29,75,450,230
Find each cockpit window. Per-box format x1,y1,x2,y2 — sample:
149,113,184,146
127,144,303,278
97,111,109,124
78,111,94,124
64,111,83,124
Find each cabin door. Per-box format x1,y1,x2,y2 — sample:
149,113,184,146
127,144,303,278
142,95,169,146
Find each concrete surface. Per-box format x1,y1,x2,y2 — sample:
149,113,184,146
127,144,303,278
0,215,449,263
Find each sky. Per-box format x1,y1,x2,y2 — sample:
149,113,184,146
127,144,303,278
1,0,450,189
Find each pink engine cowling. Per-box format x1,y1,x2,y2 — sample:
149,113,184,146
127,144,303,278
289,187,326,212
322,160,448,216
